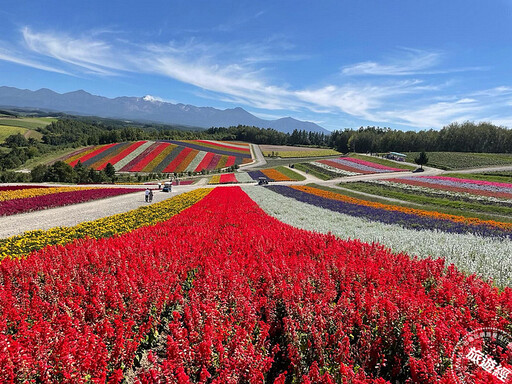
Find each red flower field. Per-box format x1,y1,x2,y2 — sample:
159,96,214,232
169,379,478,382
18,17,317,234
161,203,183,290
0,187,510,383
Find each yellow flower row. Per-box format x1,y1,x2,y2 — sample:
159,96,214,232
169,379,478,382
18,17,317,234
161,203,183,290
0,188,212,260
0,186,100,202
209,175,221,184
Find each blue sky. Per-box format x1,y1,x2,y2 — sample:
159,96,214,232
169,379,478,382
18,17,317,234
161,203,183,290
0,0,511,131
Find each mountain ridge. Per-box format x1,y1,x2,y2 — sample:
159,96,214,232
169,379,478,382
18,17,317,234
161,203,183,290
0,86,329,134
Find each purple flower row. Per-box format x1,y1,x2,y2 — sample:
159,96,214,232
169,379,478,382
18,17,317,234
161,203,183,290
267,185,512,239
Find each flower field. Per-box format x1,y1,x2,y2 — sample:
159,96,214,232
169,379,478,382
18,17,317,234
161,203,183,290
61,140,253,173
315,157,407,175
1,186,511,383
388,175,512,199
0,186,141,216
248,167,305,182
259,144,340,158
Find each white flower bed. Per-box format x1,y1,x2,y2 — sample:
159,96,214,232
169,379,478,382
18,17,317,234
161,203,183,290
243,186,512,287
114,141,154,171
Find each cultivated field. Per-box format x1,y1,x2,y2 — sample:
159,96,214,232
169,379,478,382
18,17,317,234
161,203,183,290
259,144,340,158
405,151,512,170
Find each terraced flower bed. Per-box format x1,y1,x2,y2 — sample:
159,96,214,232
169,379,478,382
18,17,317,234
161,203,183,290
62,140,253,173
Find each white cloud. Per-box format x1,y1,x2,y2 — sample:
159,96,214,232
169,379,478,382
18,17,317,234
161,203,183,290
0,27,510,130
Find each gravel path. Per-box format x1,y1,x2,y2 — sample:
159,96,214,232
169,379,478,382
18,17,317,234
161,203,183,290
1,186,200,238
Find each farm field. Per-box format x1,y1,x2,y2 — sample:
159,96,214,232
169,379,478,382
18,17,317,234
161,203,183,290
259,144,340,158
60,140,253,173
1,186,511,383
405,151,512,170
248,166,306,182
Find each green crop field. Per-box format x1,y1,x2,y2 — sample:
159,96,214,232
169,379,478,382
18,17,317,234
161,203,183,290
405,151,512,170
0,125,28,142
0,117,57,130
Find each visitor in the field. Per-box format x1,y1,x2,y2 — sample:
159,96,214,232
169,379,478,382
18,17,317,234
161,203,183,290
148,189,153,203
145,188,150,202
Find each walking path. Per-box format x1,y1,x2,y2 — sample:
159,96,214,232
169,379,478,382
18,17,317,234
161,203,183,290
240,144,267,170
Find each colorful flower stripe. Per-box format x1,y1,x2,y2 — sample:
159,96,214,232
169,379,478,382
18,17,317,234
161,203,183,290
267,185,512,239
81,143,126,168
2,186,511,382
184,150,207,173
57,146,93,163
194,152,215,172
165,140,252,159
318,159,368,174
224,155,236,168
244,185,512,287
329,157,398,173
248,170,267,180
261,168,291,181
129,142,171,172
205,154,222,171
0,186,97,202
428,175,512,189
163,147,193,173
313,161,359,176
343,156,404,171
415,175,512,194
120,142,160,172
69,143,118,168
0,188,140,216
217,155,229,169
219,173,238,183
0,185,50,191
174,148,199,173
64,146,98,166
293,185,512,232
217,140,250,149
142,143,177,173
152,146,184,173
0,188,211,260
208,175,221,184
194,139,251,153
114,141,153,171
389,177,512,199
235,172,254,183
99,141,146,170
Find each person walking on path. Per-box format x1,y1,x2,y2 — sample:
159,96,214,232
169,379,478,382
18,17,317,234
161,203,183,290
148,189,153,203
145,188,150,202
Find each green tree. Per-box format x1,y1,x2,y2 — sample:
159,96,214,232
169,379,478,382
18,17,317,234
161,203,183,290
104,163,116,181
414,151,429,170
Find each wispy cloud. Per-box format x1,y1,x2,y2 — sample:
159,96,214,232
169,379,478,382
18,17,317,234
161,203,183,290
0,27,510,129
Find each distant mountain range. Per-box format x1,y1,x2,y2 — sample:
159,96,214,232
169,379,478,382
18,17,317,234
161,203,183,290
0,86,329,134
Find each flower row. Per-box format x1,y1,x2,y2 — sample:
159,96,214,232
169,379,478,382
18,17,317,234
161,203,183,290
0,188,211,259
1,186,510,382
62,140,253,173
0,187,141,216
0,186,99,202
315,156,406,175
390,176,512,199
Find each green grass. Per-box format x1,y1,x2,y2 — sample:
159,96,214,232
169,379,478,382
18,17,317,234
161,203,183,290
443,172,512,183
349,154,416,170
274,166,306,181
294,163,333,180
0,117,57,130
404,152,512,170
0,125,28,141
337,181,512,221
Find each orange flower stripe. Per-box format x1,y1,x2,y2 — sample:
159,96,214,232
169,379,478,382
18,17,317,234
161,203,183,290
174,149,199,173
262,169,292,181
292,185,512,231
